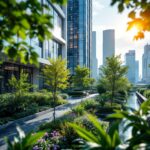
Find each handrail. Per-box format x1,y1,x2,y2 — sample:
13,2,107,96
136,91,147,105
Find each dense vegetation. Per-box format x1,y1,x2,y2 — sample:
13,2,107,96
0,91,67,125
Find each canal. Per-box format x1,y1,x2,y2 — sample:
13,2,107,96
119,92,139,143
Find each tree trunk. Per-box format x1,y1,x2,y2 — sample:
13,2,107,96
111,82,115,107
53,92,56,122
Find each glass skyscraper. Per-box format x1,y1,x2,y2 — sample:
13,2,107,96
0,1,67,93
67,0,92,74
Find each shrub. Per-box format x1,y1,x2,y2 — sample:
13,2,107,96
59,93,69,100
39,115,74,131
81,99,98,110
60,122,78,147
144,90,150,99
67,90,88,97
97,84,106,94
71,105,85,116
138,88,146,95
95,95,105,107
0,92,67,119
13,103,39,119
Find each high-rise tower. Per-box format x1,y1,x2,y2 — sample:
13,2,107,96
103,29,115,65
67,0,92,74
142,44,150,83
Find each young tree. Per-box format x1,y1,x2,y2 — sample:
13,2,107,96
99,55,131,106
111,0,150,40
9,70,33,98
73,66,95,90
0,0,67,65
42,57,69,121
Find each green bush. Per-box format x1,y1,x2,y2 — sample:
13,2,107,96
71,105,85,116
138,88,147,95
97,84,106,94
13,103,39,119
39,115,74,131
144,90,150,99
59,93,69,100
0,92,67,119
68,90,88,97
81,99,98,110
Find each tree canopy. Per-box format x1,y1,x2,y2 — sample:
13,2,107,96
0,0,67,65
99,55,131,105
111,0,150,40
42,57,69,121
73,66,95,90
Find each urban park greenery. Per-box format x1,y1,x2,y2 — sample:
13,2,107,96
98,55,131,106
42,57,70,122
73,65,95,90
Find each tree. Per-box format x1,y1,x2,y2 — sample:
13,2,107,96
8,70,33,98
99,55,131,106
111,0,150,40
42,57,69,121
0,0,67,65
73,66,95,90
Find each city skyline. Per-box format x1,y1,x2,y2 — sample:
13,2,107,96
93,0,150,76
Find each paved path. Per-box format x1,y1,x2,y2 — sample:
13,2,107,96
0,94,98,150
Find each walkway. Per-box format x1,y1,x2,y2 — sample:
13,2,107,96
0,94,98,150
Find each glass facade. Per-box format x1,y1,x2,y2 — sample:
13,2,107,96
43,40,62,59
67,0,92,74
0,0,66,93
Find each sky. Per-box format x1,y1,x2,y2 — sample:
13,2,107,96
93,0,150,78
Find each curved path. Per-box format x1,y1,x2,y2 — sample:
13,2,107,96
0,94,98,150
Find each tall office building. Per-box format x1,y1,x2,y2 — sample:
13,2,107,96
0,1,67,93
103,29,115,65
125,50,136,84
135,61,139,83
91,31,98,80
142,44,150,83
67,0,92,74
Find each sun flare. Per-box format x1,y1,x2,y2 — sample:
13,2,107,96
129,26,139,36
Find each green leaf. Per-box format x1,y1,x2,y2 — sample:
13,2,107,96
128,11,136,19
69,123,100,144
21,19,30,29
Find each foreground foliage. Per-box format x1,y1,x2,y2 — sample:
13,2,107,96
0,0,67,64
111,0,150,40
6,126,44,150
71,99,150,149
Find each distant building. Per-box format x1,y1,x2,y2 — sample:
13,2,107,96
67,0,92,74
142,44,150,83
135,61,139,83
125,50,136,84
91,31,98,80
103,29,115,65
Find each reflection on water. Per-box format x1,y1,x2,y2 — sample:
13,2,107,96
119,92,139,143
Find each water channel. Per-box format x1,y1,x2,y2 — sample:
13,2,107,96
119,92,139,143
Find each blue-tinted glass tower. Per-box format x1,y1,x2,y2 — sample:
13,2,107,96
67,0,92,74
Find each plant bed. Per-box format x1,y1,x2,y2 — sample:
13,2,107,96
37,112,109,149
0,92,68,125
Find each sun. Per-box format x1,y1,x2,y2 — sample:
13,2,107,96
130,26,139,36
